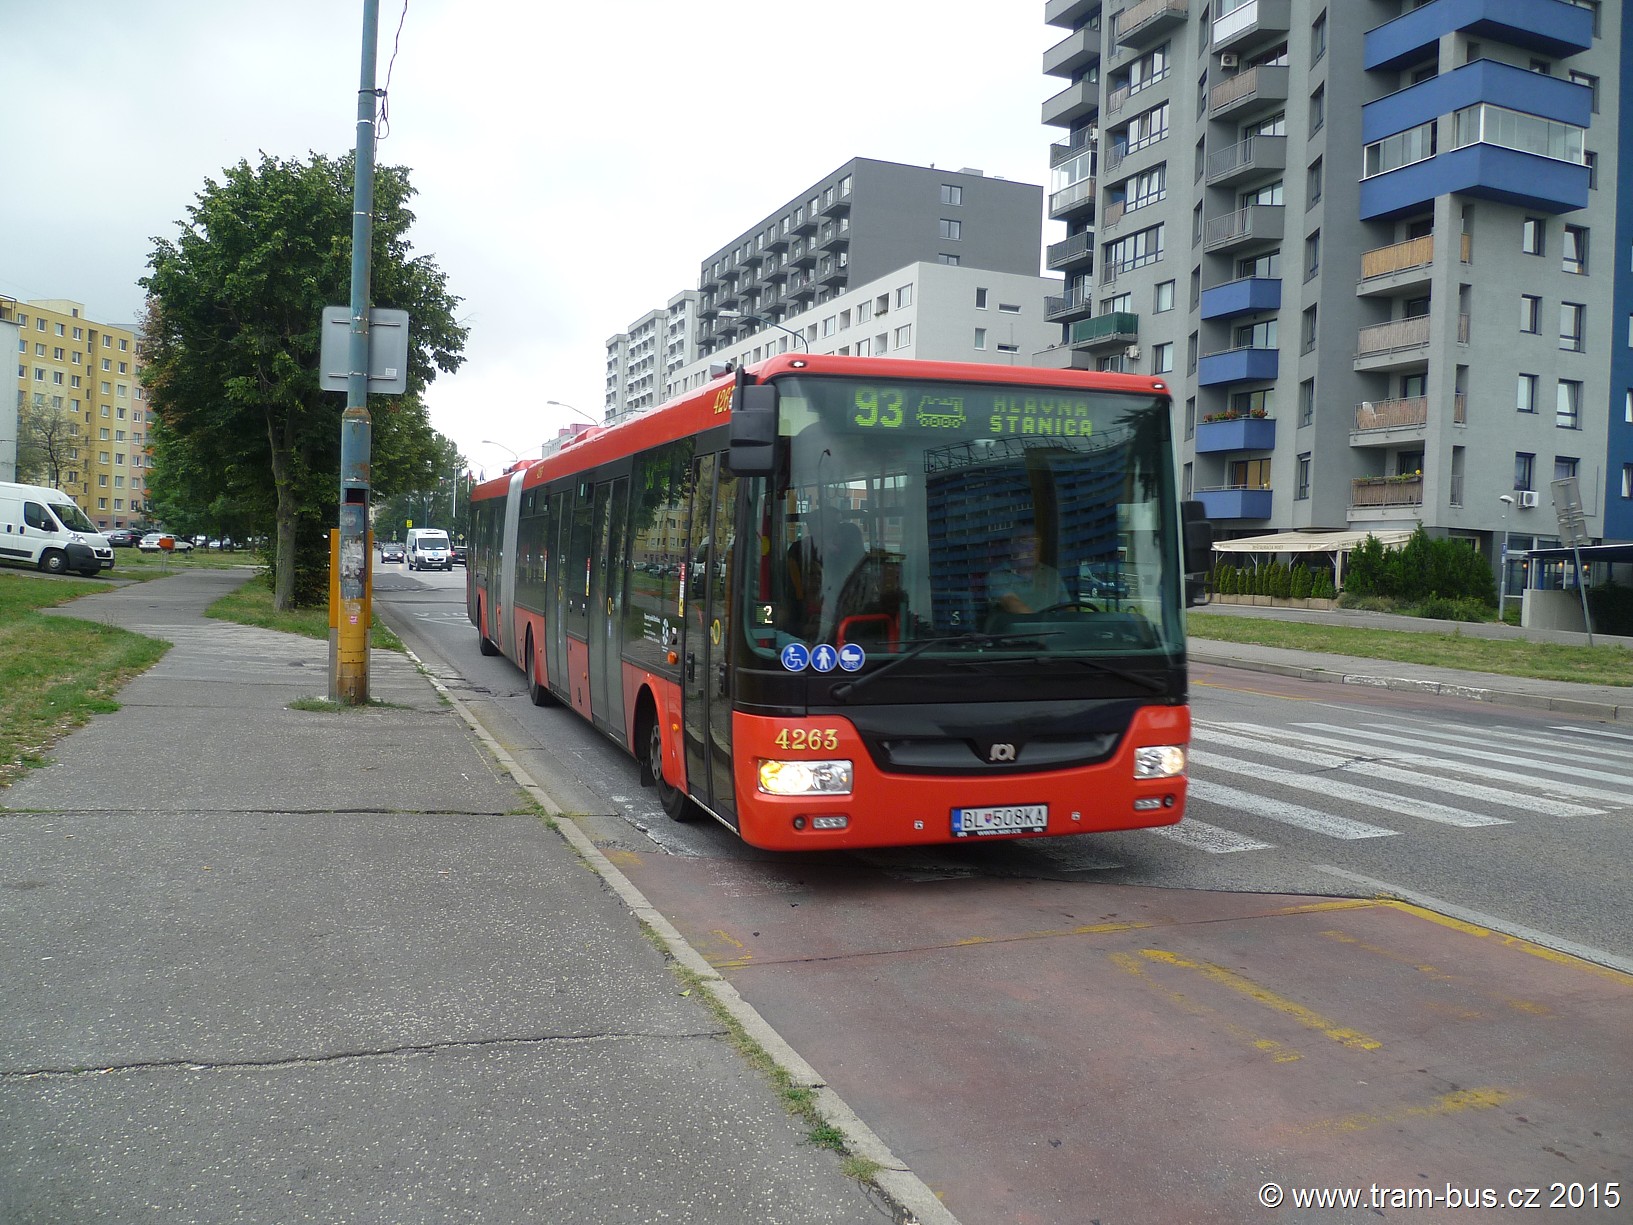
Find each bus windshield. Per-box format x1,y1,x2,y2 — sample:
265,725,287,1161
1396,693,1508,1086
743,374,1184,674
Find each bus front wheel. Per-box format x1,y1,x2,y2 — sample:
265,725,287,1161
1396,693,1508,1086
645,716,697,822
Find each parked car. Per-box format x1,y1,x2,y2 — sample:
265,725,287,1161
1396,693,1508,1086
380,541,405,563
139,532,194,554
451,544,467,566
104,528,140,548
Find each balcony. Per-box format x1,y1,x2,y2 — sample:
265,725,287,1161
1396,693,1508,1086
1068,311,1139,350
818,260,849,286
1356,233,1470,297
1350,394,1466,446
1195,415,1276,453
1047,230,1095,271
1049,174,1098,220
819,225,850,250
1202,203,1284,253
1043,77,1100,129
820,192,851,216
1045,24,1101,79
1045,286,1097,323
1364,0,1593,73
1360,144,1590,221
1051,127,1097,169
1198,346,1279,386
1195,487,1273,520
1212,0,1292,53
1209,64,1289,120
1353,313,1466,371
1113,0,1188,49
1349,474,1424,515
791,213,818,236
1046,0,1102,28
1205,133,1287,187
1199,276,1281,320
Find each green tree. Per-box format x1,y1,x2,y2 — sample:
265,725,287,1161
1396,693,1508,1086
140,152,467,608
16,393,80,489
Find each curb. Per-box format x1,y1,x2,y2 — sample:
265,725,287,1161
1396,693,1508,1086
1189,646,1633,723
399,644,960,1225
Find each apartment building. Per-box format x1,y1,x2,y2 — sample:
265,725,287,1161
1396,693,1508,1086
667,261,1060,397
10,298,149,528
604,291,701,423
692,158,1044,360
1041,0,1630,577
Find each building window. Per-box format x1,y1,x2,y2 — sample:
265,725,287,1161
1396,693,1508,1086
1231,389,1274,416
1522,217,1545,255
938,253,960,265
974,288,988,309
974,328,987,351
941,184,962,206
894,324,912,349
1555,456,1579,483
1153,280,1175,313
998,303,1022,314
1296,453,1312,500
939,219,962,240
1304,230,1320,279
1622,464,1633,499
1560,302,1585,351
1515,452,1535,491
895,284,913,309
1562,225,1587,274
1517,373,1538,413
1301,306,1318,353
996,343,1020,353
1311,11,1327,63
1184,398,1195,440
1520,294,1541,334
1309,85,1325,135
1153,342,1173,373
1299,380,1315,426
1307,157,1323,204
1556,380,1581,428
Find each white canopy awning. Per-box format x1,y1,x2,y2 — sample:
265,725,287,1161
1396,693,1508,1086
1212,529,1415,555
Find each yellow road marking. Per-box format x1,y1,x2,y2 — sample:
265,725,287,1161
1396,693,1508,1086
954,920,1152,947
1138,949,1383,1051
1319,928,1554,1016
1378,901,1633,988
1110,952,1302,1063
1301,1087,1515,1136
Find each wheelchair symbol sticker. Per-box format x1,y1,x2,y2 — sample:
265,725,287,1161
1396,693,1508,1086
780,643,810,671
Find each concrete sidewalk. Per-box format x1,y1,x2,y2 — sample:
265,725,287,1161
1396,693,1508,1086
0,571,911,1225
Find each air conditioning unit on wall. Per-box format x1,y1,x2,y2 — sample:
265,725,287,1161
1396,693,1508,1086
1519,490,1540,508
1219,52,1240,69
1124,345,1141,360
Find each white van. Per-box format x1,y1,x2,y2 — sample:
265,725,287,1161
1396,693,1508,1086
0,482,115,577
405,527,452,571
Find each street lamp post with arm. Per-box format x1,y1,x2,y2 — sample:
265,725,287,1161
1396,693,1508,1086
717,308,810,351
1497,494,1514,621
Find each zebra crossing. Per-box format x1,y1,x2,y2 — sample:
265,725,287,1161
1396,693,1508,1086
1152,719,1633,855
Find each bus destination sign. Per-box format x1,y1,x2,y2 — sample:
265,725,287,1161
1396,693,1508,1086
844,384,1096,440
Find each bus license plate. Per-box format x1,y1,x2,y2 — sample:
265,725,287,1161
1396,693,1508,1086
951,804,1048,837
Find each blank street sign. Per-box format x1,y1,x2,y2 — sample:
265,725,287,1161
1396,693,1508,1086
320,307,410,394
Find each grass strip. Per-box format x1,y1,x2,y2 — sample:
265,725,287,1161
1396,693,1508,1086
1188,612,1633,687
0,573,169,786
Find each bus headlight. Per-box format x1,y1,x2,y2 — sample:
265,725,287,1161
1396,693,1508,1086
757,759,854,795
1134,745,1187,779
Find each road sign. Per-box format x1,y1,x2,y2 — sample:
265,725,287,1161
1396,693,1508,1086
1550,477,1591,547
319,307,410,394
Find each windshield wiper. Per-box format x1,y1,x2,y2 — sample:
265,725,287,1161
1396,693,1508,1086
829,631,1062,703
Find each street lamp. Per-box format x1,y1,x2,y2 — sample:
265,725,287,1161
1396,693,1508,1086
1497,494,1514,621
547,399,599,425
718,308,809,351
481,438,519,461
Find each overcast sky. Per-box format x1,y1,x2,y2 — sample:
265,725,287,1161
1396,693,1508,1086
1,2,1059,476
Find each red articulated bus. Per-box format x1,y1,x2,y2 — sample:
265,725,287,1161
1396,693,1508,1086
467,354,1211,851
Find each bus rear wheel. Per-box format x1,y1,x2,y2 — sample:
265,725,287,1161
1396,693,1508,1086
525,633,554,706
645,716,697,822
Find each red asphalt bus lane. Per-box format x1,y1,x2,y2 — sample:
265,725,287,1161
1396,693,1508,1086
608,853,1632,1225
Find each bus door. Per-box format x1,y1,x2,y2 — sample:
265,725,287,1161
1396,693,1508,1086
497,468,526,656
680,454,740,825
545,490,569,695
588,476,629,738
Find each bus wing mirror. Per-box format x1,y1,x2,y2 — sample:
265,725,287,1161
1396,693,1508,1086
726,384,778,477
1182,500,1213,607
